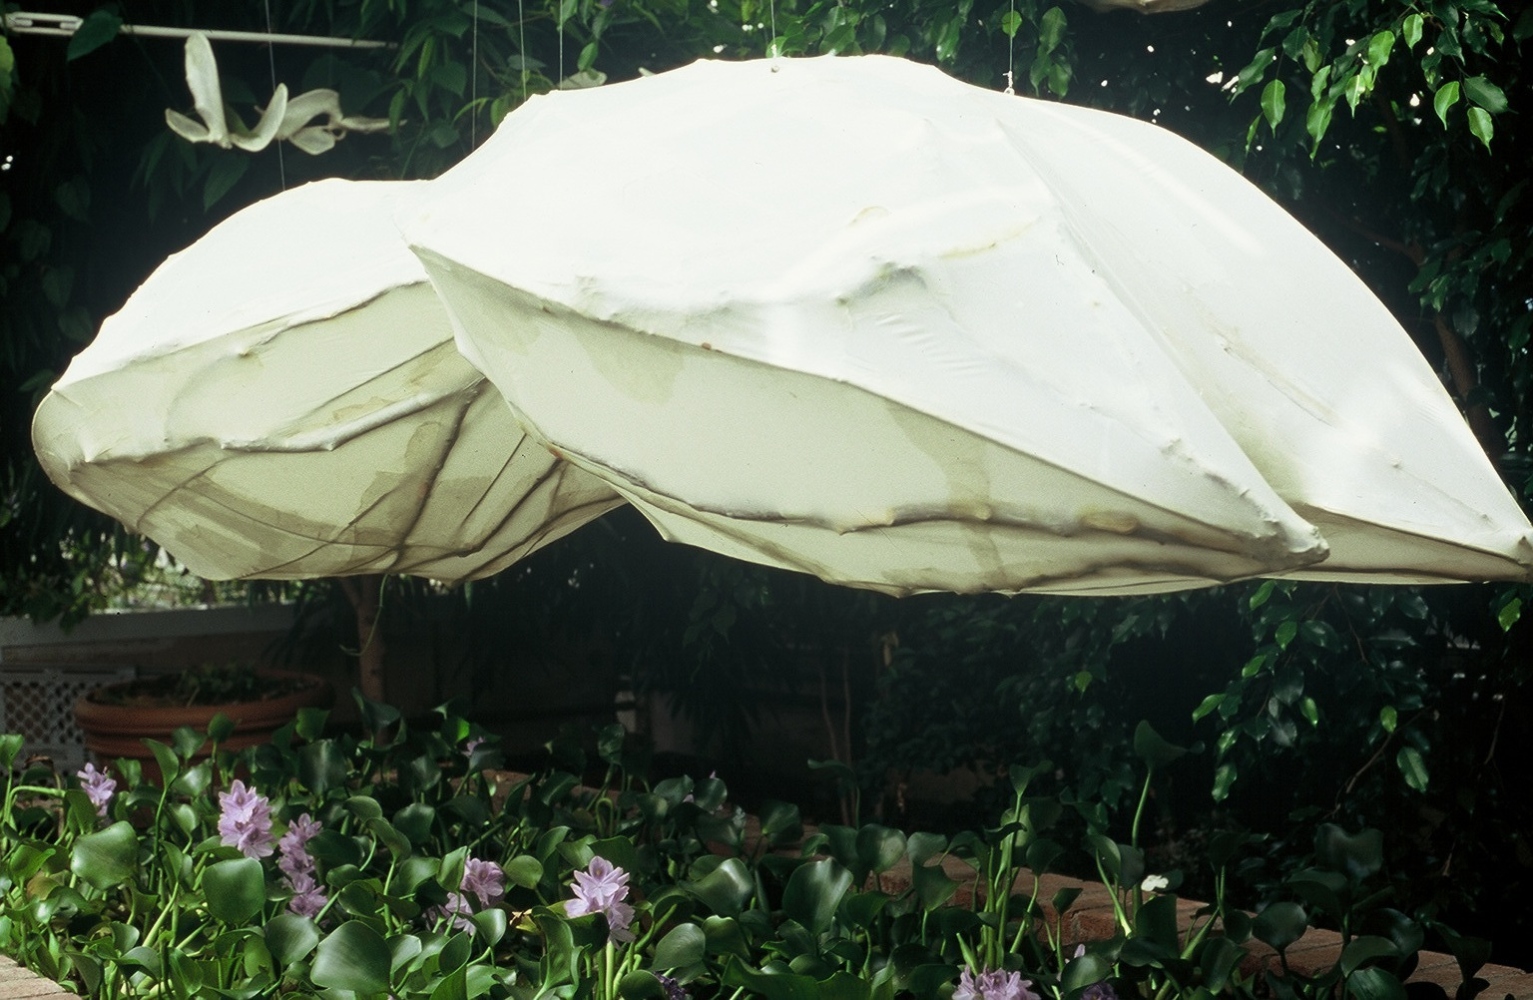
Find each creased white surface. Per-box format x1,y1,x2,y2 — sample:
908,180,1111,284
33,178,622,581
408,55,1532,594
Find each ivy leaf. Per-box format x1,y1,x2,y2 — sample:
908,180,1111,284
1466,106,1494,151
1402,14,1424,50
66,10,123,62
1396,746,1429,792
1433,81,1460,127
1261,79,1286,131
1462,76,1508,115
1000,10,1023,39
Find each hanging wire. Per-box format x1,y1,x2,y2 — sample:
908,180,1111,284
470,0,479,147
1004,0,1017,94
263,0,287,188
518,0,527,104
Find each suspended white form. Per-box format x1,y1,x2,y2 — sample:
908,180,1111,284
406,55,1533,595
32,178,622,581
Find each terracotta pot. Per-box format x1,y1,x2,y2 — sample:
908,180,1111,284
74,669,333,772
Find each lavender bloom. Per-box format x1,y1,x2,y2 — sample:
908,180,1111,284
436,891,476,933
76,762,116,817
1080,984,1118,1000
461,857,506,908
565,856,636,943
429,856,506,932
278,813,323,878
286,869,329,918
462,736,485,761
953,968,1041,1000
217,780,275,859
277,813,326,915
656,973,688,1000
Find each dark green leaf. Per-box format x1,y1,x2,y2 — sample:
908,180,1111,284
1347,966,1406,1000
1396,746,1430,792
1261,80,1286,131
653,923,706,970
264,913,319,966
71,821,138,890
66,10,123,61
782,859,853,936
1462,76,1508,115
311,920,392,995
204,857,265,923
1466,107,1493,151
1133,720,1190,769
1253,901,1308,953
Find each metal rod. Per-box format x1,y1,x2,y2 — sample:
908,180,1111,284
2,12,393,49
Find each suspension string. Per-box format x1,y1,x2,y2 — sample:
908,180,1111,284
470,0,479,146
1004,0,1016,94
518,0,526,103
769,0,778,60
263,0,286,187
263,0,287,187
558,1,564,87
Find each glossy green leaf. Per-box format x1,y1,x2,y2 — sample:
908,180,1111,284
66,10,123,61
1252,900,1308,953
1463,76,1508,115
653,923,706,970
782,859,853,936
1000,10,1023,39
856,825,906,875
71,821,138,890
686,857,753,916
1347,966,1406,1000
1132,720,1190,769
1261,79,1286,131
721,957,820,1000
1341,935,1399,975
1433,82,1460,127
1402,14,1423,50
264,913,319,966
1396,746,1430,792
204,857,265,923
1467,106,1494,151
621,971,669,1000
311,920,392,995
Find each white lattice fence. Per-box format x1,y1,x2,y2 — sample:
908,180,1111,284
0,665,134,771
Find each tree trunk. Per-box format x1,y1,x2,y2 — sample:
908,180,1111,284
339,575,387,704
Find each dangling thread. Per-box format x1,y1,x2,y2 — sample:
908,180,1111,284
263,0,286,187
517,0,527,104
1003,0,1017,95
769,0,779,67
470,0,479,146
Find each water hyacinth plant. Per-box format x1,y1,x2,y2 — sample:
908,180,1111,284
0,703,1496,999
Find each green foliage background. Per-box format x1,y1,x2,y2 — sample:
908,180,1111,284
2,0,1532,968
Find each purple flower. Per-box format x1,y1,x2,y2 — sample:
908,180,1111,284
217,780,275,859
429,856,506,932
278,813,322,876
286,869,329,918
461,857,506,908
953,968,1040,1000
436,891,476,933
656,973,688,1000
277,812,326,914
565,856,636,943
1080,984,1118,1000
462,736,485,761
76,762,116,817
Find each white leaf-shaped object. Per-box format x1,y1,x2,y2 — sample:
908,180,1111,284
183,33,228,146
33,179,623,582
230,85,288,152
408,55,1533,594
